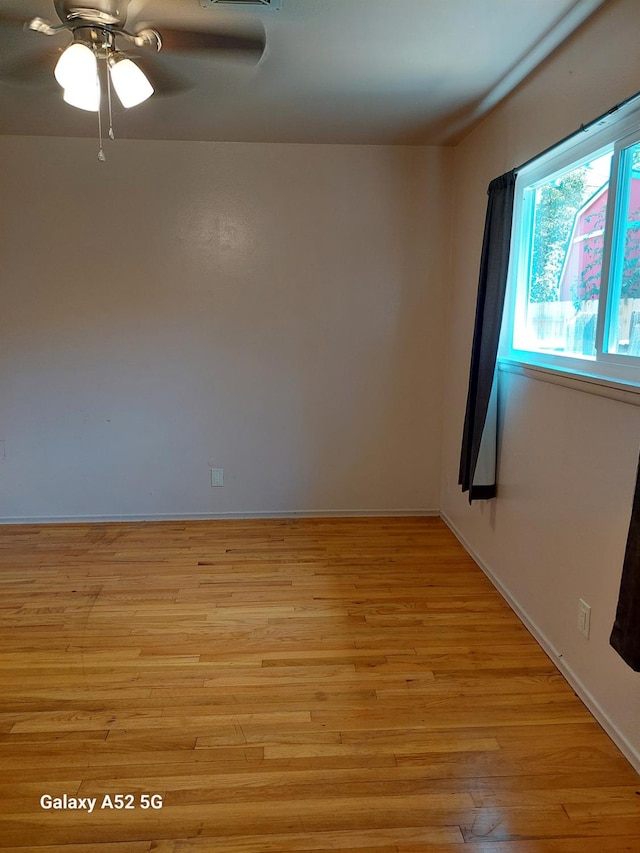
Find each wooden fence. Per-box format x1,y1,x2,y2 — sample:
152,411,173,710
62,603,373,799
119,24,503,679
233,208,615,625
526,298,640,355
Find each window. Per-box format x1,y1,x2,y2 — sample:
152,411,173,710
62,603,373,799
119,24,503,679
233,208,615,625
503,106,640,386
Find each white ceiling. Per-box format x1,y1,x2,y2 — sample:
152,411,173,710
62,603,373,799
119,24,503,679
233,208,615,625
0,0,608,145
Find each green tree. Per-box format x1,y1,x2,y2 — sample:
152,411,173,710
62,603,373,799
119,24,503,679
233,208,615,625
530,168,589,303
620,147,640,299
530,150,640,307
622,219,640,299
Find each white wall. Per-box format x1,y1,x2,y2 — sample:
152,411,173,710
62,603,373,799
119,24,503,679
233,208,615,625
0,137,451,520
441,0,640,767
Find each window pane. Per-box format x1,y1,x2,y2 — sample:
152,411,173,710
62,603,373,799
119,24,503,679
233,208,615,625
606,141,640,357
514,151,613,358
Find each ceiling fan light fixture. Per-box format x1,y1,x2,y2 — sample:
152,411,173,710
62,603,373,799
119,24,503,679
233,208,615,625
16,0,266,159
108,53,154,108
54,41,97,89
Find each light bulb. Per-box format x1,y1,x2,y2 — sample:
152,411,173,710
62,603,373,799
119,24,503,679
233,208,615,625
55,42,97,90
108,55,153,108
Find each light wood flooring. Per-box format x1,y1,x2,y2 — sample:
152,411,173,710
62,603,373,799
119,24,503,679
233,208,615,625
0,516,638,852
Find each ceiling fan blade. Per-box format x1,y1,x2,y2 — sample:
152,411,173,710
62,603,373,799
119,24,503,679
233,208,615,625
0,12,68,86
152,24,265,62
128,53,193,97
0,50,59,88
0,13,27,27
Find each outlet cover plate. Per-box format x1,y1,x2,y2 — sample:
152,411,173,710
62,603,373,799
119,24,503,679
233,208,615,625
578,599,591,638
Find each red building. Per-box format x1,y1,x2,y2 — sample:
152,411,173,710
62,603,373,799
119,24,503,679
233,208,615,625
559,173,640,302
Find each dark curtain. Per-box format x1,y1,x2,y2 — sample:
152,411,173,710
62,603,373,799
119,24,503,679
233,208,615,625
610,451,640,671
459,169,516,503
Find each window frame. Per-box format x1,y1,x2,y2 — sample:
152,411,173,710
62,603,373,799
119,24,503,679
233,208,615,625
501,104,640,388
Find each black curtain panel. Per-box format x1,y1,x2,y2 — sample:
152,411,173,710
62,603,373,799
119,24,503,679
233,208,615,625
459,169,517,503
610,451,640,671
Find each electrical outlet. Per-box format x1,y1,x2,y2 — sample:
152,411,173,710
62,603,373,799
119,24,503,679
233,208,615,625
578,599,591,638
210,467,224,487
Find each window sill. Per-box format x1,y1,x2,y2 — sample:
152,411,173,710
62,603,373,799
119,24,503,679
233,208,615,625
498,358,640,407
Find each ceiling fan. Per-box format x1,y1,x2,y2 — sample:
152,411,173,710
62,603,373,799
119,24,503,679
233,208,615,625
0,0,266,157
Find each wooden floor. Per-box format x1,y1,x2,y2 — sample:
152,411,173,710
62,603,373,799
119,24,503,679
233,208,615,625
0,517,638,852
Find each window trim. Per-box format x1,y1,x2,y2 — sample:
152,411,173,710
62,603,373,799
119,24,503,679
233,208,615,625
501,102,640,388
499,358,640,406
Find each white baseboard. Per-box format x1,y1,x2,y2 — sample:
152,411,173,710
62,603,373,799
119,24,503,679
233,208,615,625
0,508,440,525
440,510,640,775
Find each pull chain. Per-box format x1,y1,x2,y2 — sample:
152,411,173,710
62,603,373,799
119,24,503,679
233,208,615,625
97,94,106,162
107,52,115,141
96,50,106,162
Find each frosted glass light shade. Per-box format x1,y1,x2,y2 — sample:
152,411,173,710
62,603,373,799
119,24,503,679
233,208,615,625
63,78,101,112
54,43,97,89
109,56,153,108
